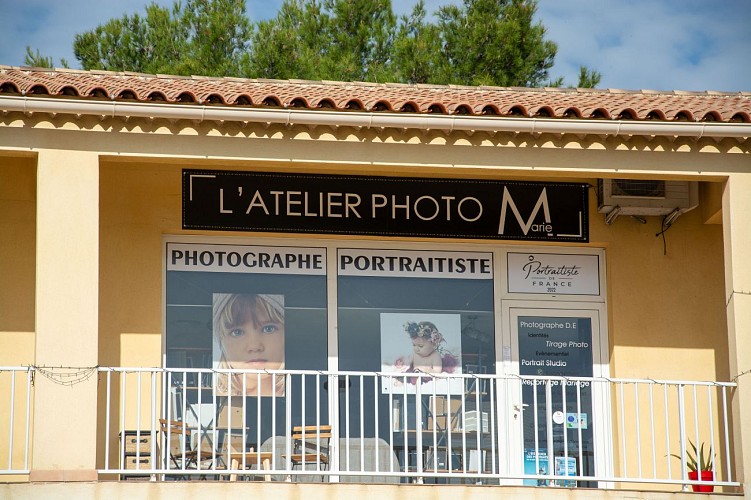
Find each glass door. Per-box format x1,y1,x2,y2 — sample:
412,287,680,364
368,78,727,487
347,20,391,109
504,303,609,488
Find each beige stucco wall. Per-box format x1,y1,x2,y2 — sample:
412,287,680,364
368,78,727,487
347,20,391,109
0,481,741,500
1,112,748,491
0,154,36,362
95,158,729,484
98,161,729,380
604,203,728,381
723,174,751,488
29,149,100,481
0,155,36,480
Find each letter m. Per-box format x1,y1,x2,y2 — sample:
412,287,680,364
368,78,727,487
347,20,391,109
498,187,551,235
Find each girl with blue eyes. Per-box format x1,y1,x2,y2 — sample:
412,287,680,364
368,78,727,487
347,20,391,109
213,294,285,396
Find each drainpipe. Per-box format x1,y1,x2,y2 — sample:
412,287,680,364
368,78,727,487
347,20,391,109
2,95,750,139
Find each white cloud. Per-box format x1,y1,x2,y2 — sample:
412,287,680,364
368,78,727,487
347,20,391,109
536,0,751,91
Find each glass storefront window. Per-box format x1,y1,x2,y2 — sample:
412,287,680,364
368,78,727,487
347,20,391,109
337,248,496,439
162,240,607,483
165,243,328,444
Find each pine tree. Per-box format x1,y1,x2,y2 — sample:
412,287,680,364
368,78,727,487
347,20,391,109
27,0,601,88
73,0,251,77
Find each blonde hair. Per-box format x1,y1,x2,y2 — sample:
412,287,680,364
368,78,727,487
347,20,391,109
213,294,284,341
213,294,285,396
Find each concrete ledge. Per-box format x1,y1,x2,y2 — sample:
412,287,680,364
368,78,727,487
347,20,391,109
29,469,98,482
0,481,744,500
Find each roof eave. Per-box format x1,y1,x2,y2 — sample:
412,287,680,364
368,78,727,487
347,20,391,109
2,95,749,140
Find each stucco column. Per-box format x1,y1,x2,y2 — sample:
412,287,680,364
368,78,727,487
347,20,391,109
30,150,99,481
722,173,751,493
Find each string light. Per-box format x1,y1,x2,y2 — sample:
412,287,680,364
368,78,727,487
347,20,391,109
32,365,99,386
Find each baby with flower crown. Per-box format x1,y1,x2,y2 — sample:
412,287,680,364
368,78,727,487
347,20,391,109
394,320,457,375
406,321,444,373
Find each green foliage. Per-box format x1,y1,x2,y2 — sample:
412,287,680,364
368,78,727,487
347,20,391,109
60,0,600,88
246,1,326,80
433,0,557,87
24,47,53,68
249,0,397,82
251,0,567,87
672,440,714,472
73,0,251,77
576,66,602,88
24,47,69,69
391,1,442,84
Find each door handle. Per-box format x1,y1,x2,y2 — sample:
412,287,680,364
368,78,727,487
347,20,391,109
512,403,529,416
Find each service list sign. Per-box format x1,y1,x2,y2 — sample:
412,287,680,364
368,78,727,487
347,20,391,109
518,316,593,377
183,170,589,242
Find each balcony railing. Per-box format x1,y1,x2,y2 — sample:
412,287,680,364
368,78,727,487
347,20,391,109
0,366,740,491
0,367,32,476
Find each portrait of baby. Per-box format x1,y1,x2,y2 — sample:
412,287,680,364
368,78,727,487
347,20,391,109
380,313,463,394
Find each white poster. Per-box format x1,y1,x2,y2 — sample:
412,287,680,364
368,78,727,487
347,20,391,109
167,242,326,275
507,252,600,295
339,248,492,279
380,313,463,394
212,293,286,397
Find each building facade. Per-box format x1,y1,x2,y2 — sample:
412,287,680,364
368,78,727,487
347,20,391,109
1,66,750,499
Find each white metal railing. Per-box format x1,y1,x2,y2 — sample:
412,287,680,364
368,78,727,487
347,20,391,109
0,365,739,491
0,367,33,475
94,367,738,490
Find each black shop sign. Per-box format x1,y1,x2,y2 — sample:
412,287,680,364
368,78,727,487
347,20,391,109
183,170,589,242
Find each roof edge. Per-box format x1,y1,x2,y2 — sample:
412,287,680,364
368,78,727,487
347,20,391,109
2,65,750,97
2,95,750,140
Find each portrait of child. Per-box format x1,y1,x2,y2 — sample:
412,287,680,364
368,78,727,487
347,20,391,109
399,321,458,374
381,313,462,394
213,293,285,397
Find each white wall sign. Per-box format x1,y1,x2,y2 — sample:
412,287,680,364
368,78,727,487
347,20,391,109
507,252,600,295
339,248,492,279
167,242,326,275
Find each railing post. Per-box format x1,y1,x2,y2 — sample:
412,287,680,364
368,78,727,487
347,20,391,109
329,371,340,482
678,383,688,490
284,371,292,481
24,368,32,472
415,375,423,483
102,369,111,472
545,379,554,485
150,370,158,481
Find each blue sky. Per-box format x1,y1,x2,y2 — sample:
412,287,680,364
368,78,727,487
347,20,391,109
1,0,749,92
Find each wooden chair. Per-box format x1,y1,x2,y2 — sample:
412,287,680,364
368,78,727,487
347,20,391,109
159,418,199,473
159,418,215,478
286,424,332,480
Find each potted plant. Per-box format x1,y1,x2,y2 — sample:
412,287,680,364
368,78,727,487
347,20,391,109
672,440,714,492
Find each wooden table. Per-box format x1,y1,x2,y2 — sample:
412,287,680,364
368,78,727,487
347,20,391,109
226,451,274,481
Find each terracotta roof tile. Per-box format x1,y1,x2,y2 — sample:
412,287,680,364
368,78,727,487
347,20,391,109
1,66,750,123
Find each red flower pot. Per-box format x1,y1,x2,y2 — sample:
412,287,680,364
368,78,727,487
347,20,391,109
688,470,714,492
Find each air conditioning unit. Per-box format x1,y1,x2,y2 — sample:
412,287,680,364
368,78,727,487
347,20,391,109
597,179,699,224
